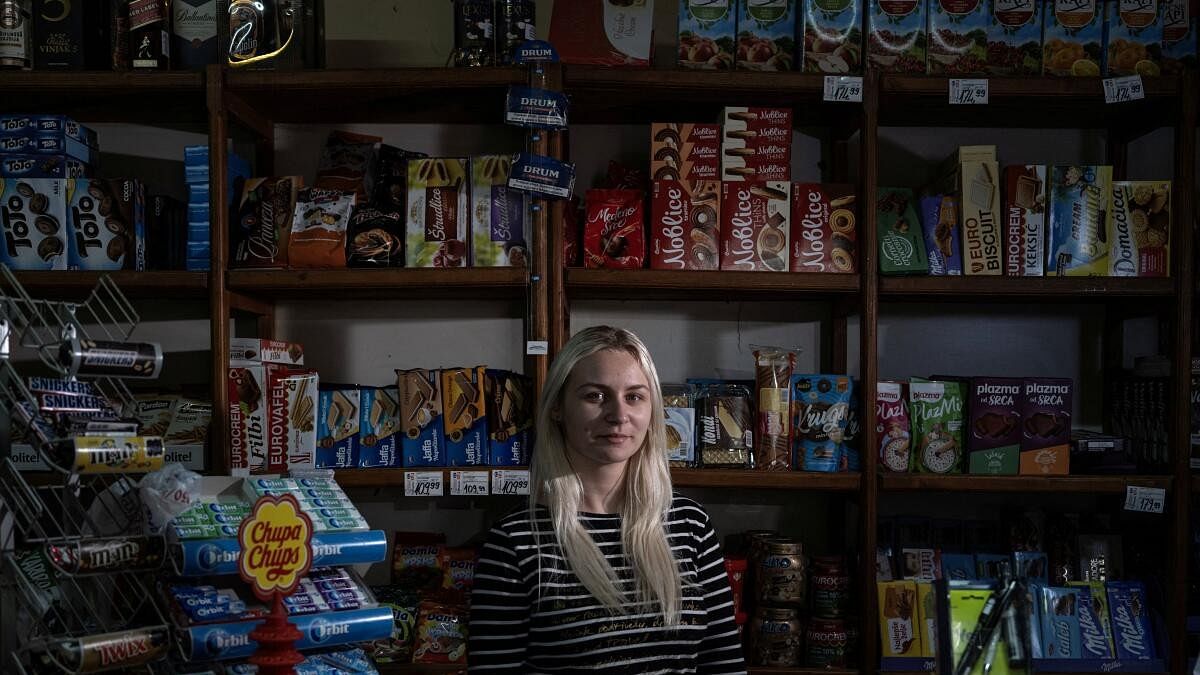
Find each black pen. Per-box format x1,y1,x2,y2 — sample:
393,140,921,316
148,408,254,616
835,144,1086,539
955,580,1017,675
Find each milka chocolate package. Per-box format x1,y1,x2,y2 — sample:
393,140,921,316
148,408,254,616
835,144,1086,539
650,180,721,270
1071,581,1115,659
1020,377,1072,475
791,183,857,273
968,376,1022,466
919,194,961,276
721,181,790,272
1106,580,1157,661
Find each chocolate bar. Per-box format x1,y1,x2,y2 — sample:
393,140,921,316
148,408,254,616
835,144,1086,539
1041,586,1083,659
1106,580,1156,660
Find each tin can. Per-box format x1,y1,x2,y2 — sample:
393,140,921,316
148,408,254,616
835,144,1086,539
758,538,806,606
805,617,849,668
810,555,852,618
452,0,494,66
751,606,801,666
58,338,163,379
495,0,534,64
0,0,31,68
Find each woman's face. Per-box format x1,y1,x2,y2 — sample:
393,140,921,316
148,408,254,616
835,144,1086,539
558,348,652,471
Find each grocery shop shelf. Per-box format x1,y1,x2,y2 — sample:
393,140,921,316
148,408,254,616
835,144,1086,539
10,270,209,299
879,275,1174,301
880,473,1171,494
335,467,527,491
0,70,206,125
672,469,860,491
226,268,528,299
567,268,860,301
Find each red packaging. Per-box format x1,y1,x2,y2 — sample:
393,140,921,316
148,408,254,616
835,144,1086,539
563,196,581,266
650,180,722,270
548,1,655,66
651,123,721,182
791,184,858,273
584,189,646,269
725,557,748,622
720,181,791,272
875,381,911,473
721,107,793,182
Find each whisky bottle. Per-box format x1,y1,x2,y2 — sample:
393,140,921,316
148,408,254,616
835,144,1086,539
0,0,32,69
127,0,169,69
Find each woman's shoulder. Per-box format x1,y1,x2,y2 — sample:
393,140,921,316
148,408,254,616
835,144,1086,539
489,503,550,535
668,493,712,524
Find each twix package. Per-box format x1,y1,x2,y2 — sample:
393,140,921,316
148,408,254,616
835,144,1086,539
721,181,790,272
266,368,318,473
441,367,488,467
398,369,444,468
1004,165,1047,276
791,184,857,273
651,123,720,182
650,180,721,270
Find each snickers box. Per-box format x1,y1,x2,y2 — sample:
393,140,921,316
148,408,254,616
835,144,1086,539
650,180,722,270
359,386,400,468
398,368,444,467
721,107,792,182
441,366,488,467
486,369,533,466
651,123,720,182
316,387,360,469
1004,165,1047,277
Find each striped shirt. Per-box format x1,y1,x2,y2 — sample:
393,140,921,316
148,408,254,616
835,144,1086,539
468,495,747,674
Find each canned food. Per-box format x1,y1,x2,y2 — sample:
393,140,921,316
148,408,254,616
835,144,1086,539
805,617,849,668
810,555,852,618
751,606,801,667
757,538,806,606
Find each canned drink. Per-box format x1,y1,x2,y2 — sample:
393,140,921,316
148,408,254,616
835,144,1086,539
757,538,806,606
750,606,801,666
58,337,164,379
452,0,494,66
805,617,850,668
495,0,534,64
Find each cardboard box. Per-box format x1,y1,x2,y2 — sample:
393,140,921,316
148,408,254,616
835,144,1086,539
441,366,488,467
1108,180,1170,277
1162,0,1198,74
1020,377,1071,475
791,183,857,273
1043,0,1106,76
232,176,302,269
928,0,990,74
398,368,444,467
876,187,929,275
0,154,91,179
486,370,533,467
679,0,736,69
919,194,961,276
406,158,469,268
1003,165,1046,277
867,0,928,72
737,0,798,70
67,178,145,271
877,580,922,657
316,387,360,469
227,339,305,475
651,180,722,270
909,379,964,474
0,177,68,270
0,115,97,147
651,123,720,182
801,0,863,73
721,107,792,182
1107,0,1164,76
1047,165,1113,276
937,146,1001,275
470,155,528,267
966,376,1021,475
720,181,790,272
0,134,96,164
987,0,1044,75
915,581,938,658
548,0,655,66
265,368,317,473
877,381,912,472
359,386,400,468
1042,586,1083,658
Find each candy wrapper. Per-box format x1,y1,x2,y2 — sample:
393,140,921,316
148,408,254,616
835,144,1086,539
412,600,468,664
139,463,202,532
584,189,645,269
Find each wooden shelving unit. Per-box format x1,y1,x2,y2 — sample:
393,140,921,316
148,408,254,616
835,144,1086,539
566,268,860,300
11,270,209,299
226,268,529,299
879,473,1173,494
879,275,1175,301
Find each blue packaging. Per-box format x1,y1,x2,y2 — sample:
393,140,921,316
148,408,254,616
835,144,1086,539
184,145,208,166
974,553,1010,579
186,620,259,661
1072,582,1115,659
312,578,356,592
442,367,488,467
184,600,248,624
188,182,210,204
505,85,570,129
1107,580,1157,660
941,553,976,581
0,134,95,163
316,387,361,469
295,477,339,490
920,194,962,275
1,177,69,271
791,374,853,472
358,386,400,468
186,608,394,661
187,202,209,222
507,152,575,199
318,647,377,673
1,154,90,179
399,369,444,468
1014,551,1049,583
303,488,347,501
321,588,368,605
485,369,532,466
206,502,251,514
0,115,97,147
176,530,388,576
1041,586,1083,659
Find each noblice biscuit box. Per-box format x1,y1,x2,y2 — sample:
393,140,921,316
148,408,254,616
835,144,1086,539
67,178,146,272
927,0,990,75
0,177,68,270
720,181,791,272
359,385,401,468
651,180,722,270
1108,180,1171,277
1003,164,1047,277
1162,0,1198,74
398,368,444,468
441,366,488,467
1020,376,1072,475
1047,165,1113,276
867,0,928,72
802,0,864,73
721,107,792,182
1043,0,1107,76
678,0,737,70
987,0,1044,76
790,183,858,273
736,0,799,71
1107,0,1165,76
651,123,721,182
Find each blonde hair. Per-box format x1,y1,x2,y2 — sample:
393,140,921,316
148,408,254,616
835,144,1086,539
529,325,683,625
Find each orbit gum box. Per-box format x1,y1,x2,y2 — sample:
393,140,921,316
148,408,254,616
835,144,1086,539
359,386,400,468
1047,165,1112,276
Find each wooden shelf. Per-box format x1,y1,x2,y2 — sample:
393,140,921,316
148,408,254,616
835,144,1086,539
567,268,860,301
879,276,1175,301
880,473,1172,494
226,268,528,300
0,70,206,125
673,469,860,491
335,467,527,491
375,664,851,674
10,271,209,299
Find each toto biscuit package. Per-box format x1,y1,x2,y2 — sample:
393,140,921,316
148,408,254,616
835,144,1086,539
1,178,69,270
67,178,146,271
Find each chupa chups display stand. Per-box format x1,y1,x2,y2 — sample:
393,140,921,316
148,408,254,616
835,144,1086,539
0,263,172,673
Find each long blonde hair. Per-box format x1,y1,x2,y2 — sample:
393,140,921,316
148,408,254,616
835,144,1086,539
530,325,683,625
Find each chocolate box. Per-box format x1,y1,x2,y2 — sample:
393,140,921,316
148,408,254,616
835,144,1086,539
679,0,737,69
67,178,145,272
359,385,401,468
265,368,318,473
909,379,964,474
919,194,961,276
877,580,922,657
651,123,721,182
470,155,528,267
721,107,792,182
937,145,1001,275
1003,165,1046,276
967,376,1021,474
1020,377,1072,475
485,369,532,467
876,381,912,472
316,386,360,469
1047,165,1113,276
791,183,857,273
876,187,929,275
406,158,469,268
1162,0,1198,74
802,0,863,73
548,0,654,66
927,0,990,74
720,181,791,272
1041,586,1083,659
1108,180,1170,277
987,0,1043,75
867,0,928,72
1,154,91,179
441,366,488,467
398,368,444,468
1071,581,1116,659
584,189,646,269
0,178,68,271
232,176,302,269
227,339,305,476
737,0,798,70
1106,580,1157,660
651,180,722,270
1107,0,1164,76
1043,0,1106,76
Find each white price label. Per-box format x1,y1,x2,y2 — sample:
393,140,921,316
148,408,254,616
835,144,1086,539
949,78,989,105
450,471,490,496
404,471,445,497
1124,485,1165,514
823,76,864,103
1103,75,1145,104
526,340,549,355
492,469,531,495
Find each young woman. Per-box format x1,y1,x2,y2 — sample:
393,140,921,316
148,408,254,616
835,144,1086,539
469,326,746,674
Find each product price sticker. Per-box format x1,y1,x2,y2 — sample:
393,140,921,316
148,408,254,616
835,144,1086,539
1104,75,1145,104
492,469,531,495
823,76,863,103
450,470,490,496
949,79,989,105
404,471,445,497
1124,485,1165,514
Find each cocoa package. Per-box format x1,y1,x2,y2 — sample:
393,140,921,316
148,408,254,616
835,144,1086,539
909,379,964,474
232,176,301,269
289,187,357,268
650,180,721,270
790,183,857,273
721,181,790,272
721,107,792,182
967,376,1022,475
651,123,720,182
406,158,469,268
584,189,645,269
1021,377,1072,475
876,187,929,275
876,381,911,472
1003,165,1046,277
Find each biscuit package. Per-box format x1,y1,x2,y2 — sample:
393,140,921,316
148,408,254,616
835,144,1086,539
1004,165,1047,277
407,158,469,268
1044,0,1106,76
441,367,488,467
651,180,722,270
1,178,69,270
938,146,1001,276
398,369,444,468
232,176,301,269
791,184,857,273
471,154,529,267
877,188,929,275
909,379,964,474
696,383,754,468
316,386,361,469
265,368,318,473
289,187,357,268
721,107,792,181
359,386,401,468
1108,181,1171,277
1020,377,1072,475
877,580,921,657
919,194,961,276
347,207,404,268
721,181,791,272
876,381,912,472
227,338,305,476
486,370,533,467
1047,165,1113,276
67,178,145,271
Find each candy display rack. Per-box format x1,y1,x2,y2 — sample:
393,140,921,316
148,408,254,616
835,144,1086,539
0,263,171,673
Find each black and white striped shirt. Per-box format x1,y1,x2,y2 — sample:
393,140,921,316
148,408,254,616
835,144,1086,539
468,495,747,674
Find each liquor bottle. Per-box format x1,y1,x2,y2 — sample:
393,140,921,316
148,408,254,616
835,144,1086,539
127,0,169,69
172,0,215,69
0,0,32,69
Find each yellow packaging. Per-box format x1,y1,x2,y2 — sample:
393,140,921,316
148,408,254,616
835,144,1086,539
937,146,1001,275
71,435,165,473
916,581,938,658
877,580,922,657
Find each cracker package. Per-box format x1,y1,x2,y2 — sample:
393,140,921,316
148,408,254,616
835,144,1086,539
471,154,529,267
877,580,921,657
441,367,488,467
316,386,360,469
1162,0,1198,74
1107,0,1164,76
265,368,318,473
651,123,721,182
909,379,964,474
802,0,863,73
876,381,912,472
163,399,211,446
314,130,381,202
1,178,69,270
721,181,791,272
67,178,145,271
876,187,929,275
1108,180,1171,277
696,384,754,468
987,0,1043,75
406,158,469,268
359,386,401,468
1044,0,1106,76
1047,165,1113,276
867,0,928,72
736,0,798,71
584,189,646,269
927,0,990,75
791,183,857,273
919,194,961,276
937,146,1001,275
1020,377,1072,475
398,369,444,468
289,187,356,268
663,384,696,468
1042,586,1083,659
754,347,796,471
231,176,301,268
486,370,533,467
130,396,177,437
967,376,1021,475
792,374,853,473
1004,164,1047,276
678,0,737,70
347,207,403,268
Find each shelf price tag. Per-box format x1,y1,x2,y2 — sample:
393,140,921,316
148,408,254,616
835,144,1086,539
1124,485,1165,514
404,471,444,497
949,79,989,105
492,469,531,495
450,471,490,496
823,76,863,103
1103,75,1145,104
526,340,548,355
